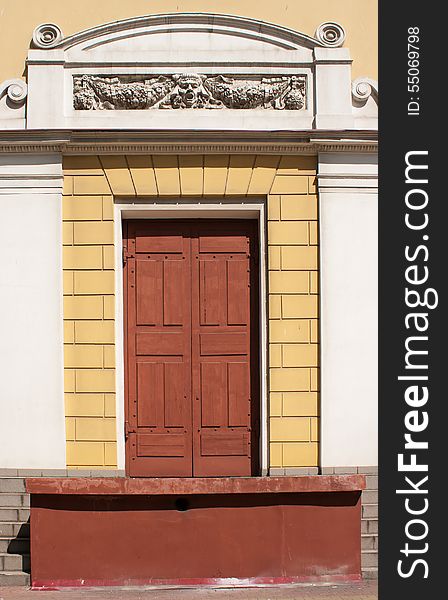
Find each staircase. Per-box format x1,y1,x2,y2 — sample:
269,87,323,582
361,472,378,578
0,476,30,586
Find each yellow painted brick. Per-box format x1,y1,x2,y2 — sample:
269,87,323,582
270,392,282,417
103,346,115,368
269,344,282,368
282,246,318,270
65,417,76,441
270,175,308,195
270,319,309,343
66,441,104,466
102,196,114,220
63,176,73,195
65,393,104,417
282,392,319,417
100,156,135,196
76,369,116,393
311,368,320,391
309,221,319,245
179,155,203,195
247,156,279,194
280,195,318,220
103,246,115,270
269,443,283,467
63,246,103,270
64,156,104,175
104,394,116,417
267,195,280,220
64,369,75,392
64,321,75,343
75,321,115,344
103,296,115,320
269,295,282,319
63,271,74,294
105,442,117,466
76,417,116,441
270,367,310,391
73,176,111,195
308,175,317,194
268,246,280,270
64,296,103,320
203,155,229,195
282,295,318,319
225,155,255,195
310,271,319,294
277,155,317,175
74,221,114,245
283,442,318,467
153,155,180,195
311,418,319,442
282,344,319,367
269,271,309,294
268,221,308,245
270,417,310,442
63,196,103,221
74,271,115,295
64,345,104,369
127,156,158,195
63,222,74,245
310,320,319,343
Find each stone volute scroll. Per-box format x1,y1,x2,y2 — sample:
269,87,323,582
32,23,64,49
315,22,346,47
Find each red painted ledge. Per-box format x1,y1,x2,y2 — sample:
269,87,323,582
26,474,365,495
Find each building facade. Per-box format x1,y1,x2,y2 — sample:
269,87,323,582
0,0,378,587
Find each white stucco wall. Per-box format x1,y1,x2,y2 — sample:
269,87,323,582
0,155,66,468
319,153,378,467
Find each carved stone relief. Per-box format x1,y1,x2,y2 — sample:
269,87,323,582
73,74,306,111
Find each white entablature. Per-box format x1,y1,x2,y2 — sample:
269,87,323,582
0,13,377,132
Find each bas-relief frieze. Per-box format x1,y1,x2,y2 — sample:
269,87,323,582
73,74,306,111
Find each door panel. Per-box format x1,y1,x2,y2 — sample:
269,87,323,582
124,220,259,477
125,222,192,477
192,223,257,477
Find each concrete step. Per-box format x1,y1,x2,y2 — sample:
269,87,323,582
361,533,378,551
0,479,27,494
0,508,30,522
0,494,29,508
0,537,30,553
361,550,378,568
361,518,378,534
362,567,378,579
0,552,30,572
0,571,30,586
0,522,30,538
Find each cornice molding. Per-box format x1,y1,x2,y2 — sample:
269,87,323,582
0,130,378,155
34,13,329,52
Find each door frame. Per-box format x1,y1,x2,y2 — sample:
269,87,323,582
114,199,269,475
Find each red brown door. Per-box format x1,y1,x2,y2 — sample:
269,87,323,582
124,220,259,477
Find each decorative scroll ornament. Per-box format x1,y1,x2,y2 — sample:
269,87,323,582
73,74,306,111
352,78,378,103
0,79,28,104
315,22,346,47
32,23,63,48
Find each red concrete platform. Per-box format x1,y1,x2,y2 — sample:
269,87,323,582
26,475,365,589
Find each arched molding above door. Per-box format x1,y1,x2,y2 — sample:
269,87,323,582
0,13,377,132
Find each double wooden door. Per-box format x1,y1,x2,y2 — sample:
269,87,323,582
124,220,259,477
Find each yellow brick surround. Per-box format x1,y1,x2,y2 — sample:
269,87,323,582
62,154,319,469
